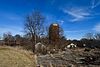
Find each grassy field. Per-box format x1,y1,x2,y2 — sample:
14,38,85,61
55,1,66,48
0,46,36,67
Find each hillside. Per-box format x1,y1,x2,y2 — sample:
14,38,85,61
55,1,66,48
0,46,36,67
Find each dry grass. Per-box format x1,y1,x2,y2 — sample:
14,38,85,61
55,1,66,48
0,45,36,67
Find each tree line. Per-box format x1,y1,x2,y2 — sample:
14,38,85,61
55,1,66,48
0,10,100,53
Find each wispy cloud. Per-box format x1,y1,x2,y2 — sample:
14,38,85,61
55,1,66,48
62,7,91,22
93,23,100,32
45,14,57,25
65,30,88,33
57,20,64,25
51,0,56,5
0,11,24,36
0,12,24,34
0,24,23,35
0,12,23,21
91,0,100,9
64,30,88,40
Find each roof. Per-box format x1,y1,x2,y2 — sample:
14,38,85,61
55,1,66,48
52,23,58,26
35,42,44,46
69,43,75,46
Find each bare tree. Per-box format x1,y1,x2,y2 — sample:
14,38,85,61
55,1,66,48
3,32,15,46
94,33,100,40
14,34,22,45
0,36,2,40
24,11,45,52
59,26,64,39
84,33,94,40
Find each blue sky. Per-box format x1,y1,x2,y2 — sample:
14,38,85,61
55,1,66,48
0,0,100,40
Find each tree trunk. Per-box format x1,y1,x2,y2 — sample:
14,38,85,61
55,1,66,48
32,33,37,53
